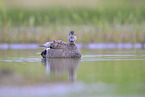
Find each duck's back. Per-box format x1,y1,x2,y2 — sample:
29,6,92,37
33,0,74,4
50,40,67,49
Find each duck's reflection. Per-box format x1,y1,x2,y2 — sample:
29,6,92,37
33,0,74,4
41,58,81,82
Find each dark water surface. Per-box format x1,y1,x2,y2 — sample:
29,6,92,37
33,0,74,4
0,48,145,97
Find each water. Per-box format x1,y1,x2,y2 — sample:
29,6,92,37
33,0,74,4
0,43,145,49
0,48,145,97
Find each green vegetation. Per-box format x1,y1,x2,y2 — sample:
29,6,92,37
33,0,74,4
1,7,145,26
0,0,145,43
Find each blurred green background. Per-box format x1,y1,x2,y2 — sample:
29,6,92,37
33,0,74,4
0,0,145,43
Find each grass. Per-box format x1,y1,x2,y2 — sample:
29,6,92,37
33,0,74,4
1,7,145,26
0,0,145,43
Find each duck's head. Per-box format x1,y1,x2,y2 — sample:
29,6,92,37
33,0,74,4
68,31,77,44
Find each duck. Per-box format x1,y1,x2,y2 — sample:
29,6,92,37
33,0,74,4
40,31,81,58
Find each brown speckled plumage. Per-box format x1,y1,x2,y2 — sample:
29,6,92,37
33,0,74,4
50,40,67,49
41,31,81,58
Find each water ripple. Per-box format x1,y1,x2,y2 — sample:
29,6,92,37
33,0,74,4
82,54,145,61
0,57,41,62
82,54,136,57
81,58,145,61
0,54,145,62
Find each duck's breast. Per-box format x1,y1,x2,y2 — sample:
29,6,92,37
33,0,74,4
47,43,81,58
64,45,81,58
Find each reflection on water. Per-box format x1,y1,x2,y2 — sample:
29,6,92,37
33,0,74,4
41,58,81,82
0,49,145,97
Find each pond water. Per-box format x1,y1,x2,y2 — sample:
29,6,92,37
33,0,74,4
0,48,145,97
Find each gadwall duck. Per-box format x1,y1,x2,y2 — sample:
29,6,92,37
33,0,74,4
40,31,81,58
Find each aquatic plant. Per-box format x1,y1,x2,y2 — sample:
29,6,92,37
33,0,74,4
0,0,145,43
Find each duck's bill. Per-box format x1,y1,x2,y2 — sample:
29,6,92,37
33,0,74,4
70,37,74,42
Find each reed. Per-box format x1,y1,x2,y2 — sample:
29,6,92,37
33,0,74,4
1,7,145,26
0,25,144,43
0,0,145,43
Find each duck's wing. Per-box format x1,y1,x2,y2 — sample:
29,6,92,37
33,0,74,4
50,40,67,49
39,42,52,48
